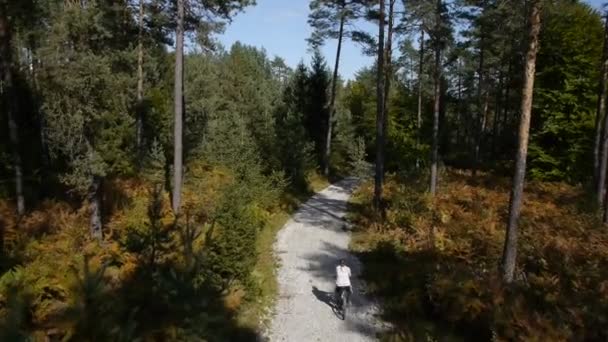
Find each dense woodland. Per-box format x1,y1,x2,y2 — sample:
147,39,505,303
1,0,607,340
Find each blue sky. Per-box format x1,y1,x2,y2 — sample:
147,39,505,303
218,0,605,80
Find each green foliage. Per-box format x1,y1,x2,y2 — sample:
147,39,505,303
275,66,316,187
204,183,262,290
344,68,377,148
39,2,136,192
0,267,32,342
275,107,316,188
123,185,171,269
331,107,359,174
200,118,286,290
307,0,367,48
217,43,282,167
142,140,167,185
343,67,425,173
347,136,372,178
61,257,128,341
184,43,286,171
529,0,603,182
305,50,331,165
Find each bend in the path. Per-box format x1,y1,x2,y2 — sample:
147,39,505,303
266,177,382,342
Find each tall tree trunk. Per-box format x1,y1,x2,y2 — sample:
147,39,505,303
0,11,25,217
476,90,490,170
456,58,462,146
430,0,442,196
323,10,345,177
136,0,145,165
381,0,395,179
430,47,441,196
603,181,608,223
374,0,386,211
416,28,424,169
600,86,608,219
603,174,608,223
172,0,184,214
88,176,103,240
29,42,50,171
501,61,512,145
473,35,485,177
493,71,503,155
595,14,608,208
501,0,542,283
383,0,395,118
409,54,414,89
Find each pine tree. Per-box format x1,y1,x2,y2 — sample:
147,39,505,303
501,0,542,283
595,12,608,209
0,3,25,217
170,0,254,215
173,0,185,214
308,0,366,176
383,0,396,171
40,1,137,239
305,50,331,168
529,0,602,182
374,0,386,211
276,69,315,188
136,0,145,166
428,0,451,196
271,56,291,86
416,27,424,169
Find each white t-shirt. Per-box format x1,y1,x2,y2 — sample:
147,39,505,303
336,265,352,287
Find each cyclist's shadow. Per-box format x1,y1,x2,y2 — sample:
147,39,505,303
311,286,342,318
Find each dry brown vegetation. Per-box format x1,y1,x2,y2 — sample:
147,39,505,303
349,169,608,341
0,164,323,340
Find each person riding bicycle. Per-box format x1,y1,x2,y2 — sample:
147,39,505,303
335,259,352,307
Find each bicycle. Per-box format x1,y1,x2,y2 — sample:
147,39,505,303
335,287,350,320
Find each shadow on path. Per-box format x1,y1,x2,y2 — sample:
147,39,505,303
292,177,359,230
312,285,335,309
312,286,347,320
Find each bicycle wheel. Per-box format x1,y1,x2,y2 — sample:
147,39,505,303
341,291,348,320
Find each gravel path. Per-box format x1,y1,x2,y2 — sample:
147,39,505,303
265,177,383,342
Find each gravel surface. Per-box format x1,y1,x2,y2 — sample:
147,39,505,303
265,177,384,342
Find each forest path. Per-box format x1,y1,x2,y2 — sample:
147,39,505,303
265,177,384,342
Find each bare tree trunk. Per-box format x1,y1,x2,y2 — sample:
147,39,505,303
136,0,145,165
430,47,441,196
595,14,608,208
28,42,50,171
475,90,490,170
603,182,608,224
430,0,442,197
473,36,485,177
501,0,542,283
172,0,184,214
380,0,395,181
600,91,608,219
383,0,395,118
492,71,503,155
324,10,345,177
374,0,386,211
0,11,25,217
501,61,512,144
456,58,463,146
88,176,103,240
416,28,424,169
409,53,414,90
